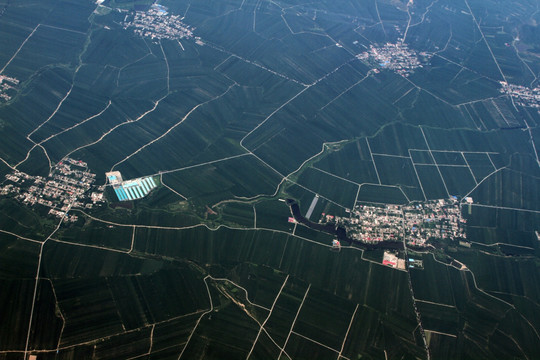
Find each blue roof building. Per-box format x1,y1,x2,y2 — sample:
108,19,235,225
106,171,157,201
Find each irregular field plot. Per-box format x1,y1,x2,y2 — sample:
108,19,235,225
254,199,294,232
219,201,254,227
438,165,476,196
162,155,282,206
229,263,288,310
463,152,496,182
4,25,85,80
181,302,259,360
250,330,282,359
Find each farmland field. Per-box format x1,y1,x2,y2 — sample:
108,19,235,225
0,0,539,358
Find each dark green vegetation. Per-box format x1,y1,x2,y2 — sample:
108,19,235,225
0,0,539,359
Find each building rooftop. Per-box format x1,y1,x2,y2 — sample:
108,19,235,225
108,172,157,201
105,171,123,185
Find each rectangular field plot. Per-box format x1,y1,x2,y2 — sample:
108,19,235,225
431,151,466,165
107,276,154,330
151,312,201,352
340,305,385,359
314,139,379,185
469,169,540,210
54,278,125,347
453,250,540,301
438,166,477,197
467,227,538,249
162,155,282,206
218,202,254,227
0,234,39,279
42,240,164,278
373,155,424,200
293,225,335,245
417,303,459,336
29,281,64,349
47,344,95,359
293,287,356,351
466,204,540,232
410,149,434,164
356,184,408,204
410,254,456,306
134,226,291,271
93,327,151,360
56,219,134,251
296,167,358,209
362,263,416,317
130,268,211,323
0,279,34,350
284,332,339,360
465,206,540,248
415,165,448,199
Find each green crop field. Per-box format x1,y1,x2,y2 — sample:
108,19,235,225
0,0,539,358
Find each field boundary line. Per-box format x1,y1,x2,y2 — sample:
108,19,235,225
1,24,40,74
278,284,311,359
338,303,359,358
246,275,289,359
365,138,381,184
